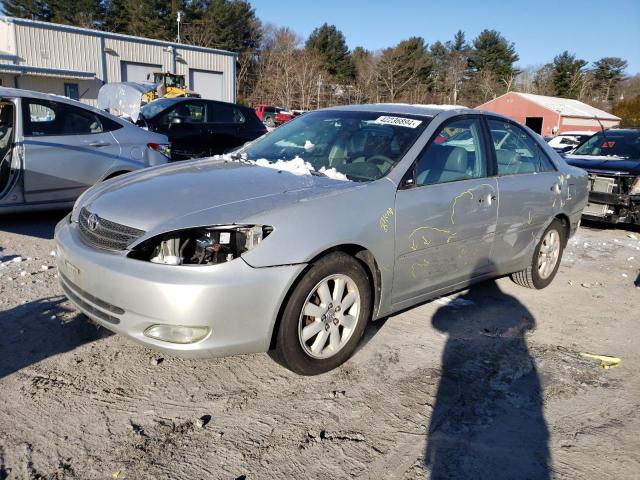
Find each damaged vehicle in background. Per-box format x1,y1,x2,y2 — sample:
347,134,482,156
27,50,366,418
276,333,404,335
0,87,170,214
55,105,587,375
136,98,267,160
564,129,640,225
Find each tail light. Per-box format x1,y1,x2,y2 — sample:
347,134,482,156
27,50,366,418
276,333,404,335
148,142,171,160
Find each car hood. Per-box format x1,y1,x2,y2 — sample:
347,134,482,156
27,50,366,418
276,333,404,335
82,158,356,232
564,154,640,175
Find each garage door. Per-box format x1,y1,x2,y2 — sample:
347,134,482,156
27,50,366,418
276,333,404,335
121,61,162,83
189,69,224,101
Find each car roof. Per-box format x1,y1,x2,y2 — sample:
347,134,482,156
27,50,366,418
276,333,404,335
324,103,475,117
0,86,127,123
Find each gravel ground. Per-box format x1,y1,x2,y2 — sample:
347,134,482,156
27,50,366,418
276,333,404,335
1,211,639,479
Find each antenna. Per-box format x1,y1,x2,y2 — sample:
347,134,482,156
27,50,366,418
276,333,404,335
176,11,183,43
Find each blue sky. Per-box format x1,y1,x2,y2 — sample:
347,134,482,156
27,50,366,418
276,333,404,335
251,0,640,74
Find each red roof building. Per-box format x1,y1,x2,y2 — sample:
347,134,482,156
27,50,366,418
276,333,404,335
476,92,620,137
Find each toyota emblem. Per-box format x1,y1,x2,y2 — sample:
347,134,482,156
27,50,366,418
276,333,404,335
87,213,100,231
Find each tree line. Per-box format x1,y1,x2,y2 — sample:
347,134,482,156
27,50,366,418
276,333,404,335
2,0,638,125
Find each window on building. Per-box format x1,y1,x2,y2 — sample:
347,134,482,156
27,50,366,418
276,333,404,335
64,83,80,101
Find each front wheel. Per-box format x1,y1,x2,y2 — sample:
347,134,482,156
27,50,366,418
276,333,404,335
273,252,372,375
511,218,565,289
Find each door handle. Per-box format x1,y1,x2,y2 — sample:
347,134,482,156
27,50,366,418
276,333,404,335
479,193,497,204
89,141,111,147
550,184,561,193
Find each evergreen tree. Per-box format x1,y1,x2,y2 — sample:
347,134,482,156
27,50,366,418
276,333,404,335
469,29,519,81
104,0,173,39
551,51,587,98
50,0,105,28
592,57,627,104
305,23,354,82
1,0,51,20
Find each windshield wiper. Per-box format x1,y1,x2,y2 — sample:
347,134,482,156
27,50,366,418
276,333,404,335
309,170,327,177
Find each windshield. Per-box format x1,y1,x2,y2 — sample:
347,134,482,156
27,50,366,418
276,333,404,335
140,98,178,119
242,110,429,182
573,131,640,159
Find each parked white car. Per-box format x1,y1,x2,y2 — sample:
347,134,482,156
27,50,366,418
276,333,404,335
0,87,170,214
546,131,594,153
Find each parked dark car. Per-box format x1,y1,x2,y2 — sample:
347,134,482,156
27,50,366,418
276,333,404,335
564,129,640,225
137,98,267,160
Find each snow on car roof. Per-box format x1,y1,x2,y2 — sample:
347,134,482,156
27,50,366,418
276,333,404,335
326,103,472,117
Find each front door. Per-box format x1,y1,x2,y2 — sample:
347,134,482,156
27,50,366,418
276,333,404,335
392,116,498,306
486,118,561,269
22,98,122,203
160,100,208,159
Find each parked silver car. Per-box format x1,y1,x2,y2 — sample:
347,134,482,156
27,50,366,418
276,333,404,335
0,87,170,213
55,105,588,374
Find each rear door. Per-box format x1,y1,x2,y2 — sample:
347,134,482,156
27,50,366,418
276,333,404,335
22,98,122,203
392,115,498,305
204,102,247,154
486,117,560,270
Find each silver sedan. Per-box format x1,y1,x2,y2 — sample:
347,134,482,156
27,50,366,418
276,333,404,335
55,105,588,374
0,87,170,214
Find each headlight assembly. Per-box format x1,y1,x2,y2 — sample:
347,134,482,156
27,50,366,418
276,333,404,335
128,225,273,266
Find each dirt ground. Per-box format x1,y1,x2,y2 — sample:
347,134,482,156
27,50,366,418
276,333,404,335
1,211,639,480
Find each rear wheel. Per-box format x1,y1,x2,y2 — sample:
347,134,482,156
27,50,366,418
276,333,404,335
265,116,276,128
273,252,371,375
511,218,565,289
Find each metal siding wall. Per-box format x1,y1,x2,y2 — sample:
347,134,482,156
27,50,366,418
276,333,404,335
14,24,101,76
14,76,101,106
104,38,173,82
176,49,235,102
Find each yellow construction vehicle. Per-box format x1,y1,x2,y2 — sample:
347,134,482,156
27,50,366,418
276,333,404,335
141,72,200,103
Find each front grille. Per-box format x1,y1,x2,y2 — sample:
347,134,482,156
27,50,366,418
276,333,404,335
60,274,122,325
78,207,145,251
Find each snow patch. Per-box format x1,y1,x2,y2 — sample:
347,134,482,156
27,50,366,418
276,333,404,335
214,153,351,182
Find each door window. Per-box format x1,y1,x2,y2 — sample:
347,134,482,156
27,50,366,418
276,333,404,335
415,117,486,186
208,104,245,124
22,99,116,136
488,119,556,175
165,101,206,124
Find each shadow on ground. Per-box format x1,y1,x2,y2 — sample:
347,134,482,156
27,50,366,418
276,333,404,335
0,209,69,240
0,296,111,380
424,274,550,479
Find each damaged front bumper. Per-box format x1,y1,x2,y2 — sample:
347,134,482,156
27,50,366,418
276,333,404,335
54,220,305,358
582,173,640,225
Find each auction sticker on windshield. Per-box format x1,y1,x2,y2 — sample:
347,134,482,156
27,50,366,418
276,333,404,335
374,116,422,128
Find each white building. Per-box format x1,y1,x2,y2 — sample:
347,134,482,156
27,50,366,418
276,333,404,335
0,16,237,105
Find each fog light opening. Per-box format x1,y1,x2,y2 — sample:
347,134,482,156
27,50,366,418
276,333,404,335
144,324,210,344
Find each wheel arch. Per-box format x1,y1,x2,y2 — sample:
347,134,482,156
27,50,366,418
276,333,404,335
268,243,382,350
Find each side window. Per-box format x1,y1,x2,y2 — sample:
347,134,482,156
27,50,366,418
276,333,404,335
488,119,556,175
23,100,104,136
166,102,206,123
209,104,245,124
415,117,486,186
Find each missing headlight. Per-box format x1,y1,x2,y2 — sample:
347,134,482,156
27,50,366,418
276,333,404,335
129,225,272,265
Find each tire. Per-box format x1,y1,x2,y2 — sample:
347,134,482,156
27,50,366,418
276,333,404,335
265,116,276,128
511,218,565,289
273,252,372,375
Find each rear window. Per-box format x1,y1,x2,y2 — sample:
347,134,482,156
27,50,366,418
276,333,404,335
263,106,276,113
573,131,640,158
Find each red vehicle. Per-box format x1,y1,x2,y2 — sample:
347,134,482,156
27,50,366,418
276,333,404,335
255,104,294,128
